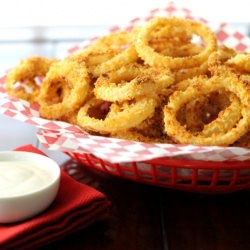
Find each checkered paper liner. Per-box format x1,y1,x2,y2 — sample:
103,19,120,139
1,2,250,164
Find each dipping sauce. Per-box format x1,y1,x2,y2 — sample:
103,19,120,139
0,161,54,197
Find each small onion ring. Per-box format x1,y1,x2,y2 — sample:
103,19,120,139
77,97,157,133
69,31,138,77
94,63,174,102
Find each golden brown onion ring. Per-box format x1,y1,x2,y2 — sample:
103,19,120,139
164,74,250,146
94,63,174,102
38,60,90,119
135,17,217,69
77,97,157,133
6,56,58,102
69,31,138,77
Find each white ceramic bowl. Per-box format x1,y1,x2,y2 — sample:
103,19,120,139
0,151,60,223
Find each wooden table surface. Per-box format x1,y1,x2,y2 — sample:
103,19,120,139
38,160,250,250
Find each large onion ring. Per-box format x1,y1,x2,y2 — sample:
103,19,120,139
164,74,250,146
135,17,217,69
38,60,90,119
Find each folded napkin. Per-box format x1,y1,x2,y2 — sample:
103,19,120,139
0,145,111,250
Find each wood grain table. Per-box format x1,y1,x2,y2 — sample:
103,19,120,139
38,160,250,250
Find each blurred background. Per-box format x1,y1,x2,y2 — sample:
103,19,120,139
0,0,249,71
0,0,249,161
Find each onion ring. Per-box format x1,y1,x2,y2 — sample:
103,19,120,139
38,60,90,119
69,31,138,77
164,74,250,146
77,97,157,133
94,63,174,102
135,17,217,69
6,56,57,102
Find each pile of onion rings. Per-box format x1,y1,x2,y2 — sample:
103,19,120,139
5,17,250,147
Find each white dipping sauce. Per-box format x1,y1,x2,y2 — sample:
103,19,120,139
0,161,54,197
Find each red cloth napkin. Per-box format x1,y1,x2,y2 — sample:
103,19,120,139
0,145,111,250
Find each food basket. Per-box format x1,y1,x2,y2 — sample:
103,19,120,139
66,152,250,193
1,2,250,193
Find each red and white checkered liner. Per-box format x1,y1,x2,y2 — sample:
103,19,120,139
1,2,250,164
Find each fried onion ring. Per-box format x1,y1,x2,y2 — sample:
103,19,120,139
6,56,57,102
94,63,174,102
135,17,217,69
69,31,138,77
77,97,157,133
38,60,90,119
164,74,250,146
